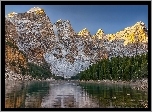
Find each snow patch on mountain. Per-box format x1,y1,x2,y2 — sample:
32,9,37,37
44,52,90,78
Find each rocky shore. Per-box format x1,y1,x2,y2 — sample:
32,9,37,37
5,68,148,92
78,79,148,92
5,68,53,81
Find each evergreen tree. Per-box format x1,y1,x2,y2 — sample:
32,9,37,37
76,53,148,81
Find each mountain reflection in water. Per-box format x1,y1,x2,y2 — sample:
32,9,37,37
5,80,148,108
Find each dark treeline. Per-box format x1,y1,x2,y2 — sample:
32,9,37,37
27,61,63,80
27,62,53,80
71,53,148,81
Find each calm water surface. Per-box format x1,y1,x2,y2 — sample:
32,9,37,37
5,80,148,108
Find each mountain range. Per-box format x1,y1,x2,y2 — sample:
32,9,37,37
5,7,148,78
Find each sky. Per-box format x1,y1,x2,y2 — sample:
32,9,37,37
5,5,148,35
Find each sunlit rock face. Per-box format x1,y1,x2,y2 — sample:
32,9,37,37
92,29,105,40
5,19,30,80
105,21,148,45
6,7,148,78
90,21,148,58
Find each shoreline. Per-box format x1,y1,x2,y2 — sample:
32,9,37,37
5,71,53,82
5,73,148,92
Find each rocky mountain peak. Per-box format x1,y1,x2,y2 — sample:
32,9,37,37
92,29,105,40
78,28,91,38
27,7,45,14
54,19,76,39
7,12,18,18
135,21,145,26
103,22,148,46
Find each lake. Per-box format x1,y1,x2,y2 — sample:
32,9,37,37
5,80,148,108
